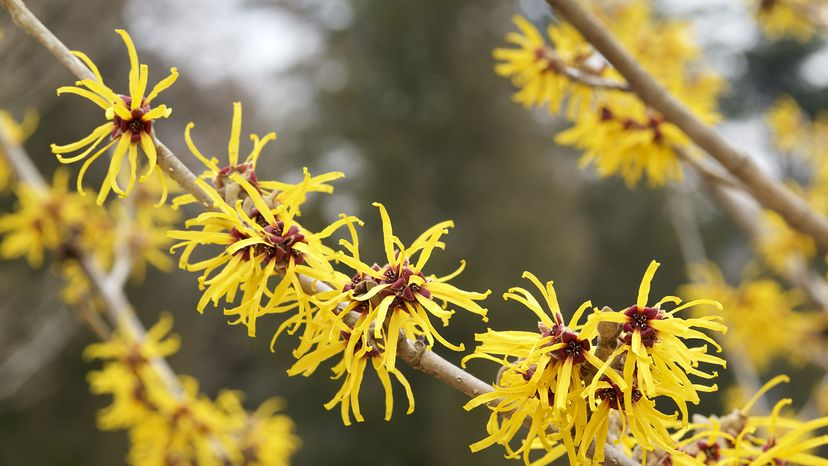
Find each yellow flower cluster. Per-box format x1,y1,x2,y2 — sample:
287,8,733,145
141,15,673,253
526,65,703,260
168,103,356,338
753,0,825,42
86,314,300,466
168,104,489,424
671,375,828,465
681,263,820,371
494,1,724,187
51,30,178,205
0,170,180,292
0,109,38,192
0,169,104,266
463,261,726,464
288,203,489,424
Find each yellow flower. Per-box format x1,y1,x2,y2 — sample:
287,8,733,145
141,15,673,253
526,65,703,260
0,109,38,192
285,203,486,425
767,96,812,156
85,313,181,430
86,314,300,466
756,209,817,273
497,2,724,188
173,101,340,210
463,272,609,465
681,263,817,370
583,261,726,425
168,177,356,337
555,92,690,187
754,0,823,42
116,174,181,281
58,260,100,309
233,396,301,466
0,169,88,266
288,310,415,426
50,29,178,205
554,73,722,187
494,15,607,119
332,202,490,364
674,375,828,465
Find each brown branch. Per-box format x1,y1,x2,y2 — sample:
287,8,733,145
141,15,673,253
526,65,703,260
706,181,828,312
1,2,640,463
545,0,828,252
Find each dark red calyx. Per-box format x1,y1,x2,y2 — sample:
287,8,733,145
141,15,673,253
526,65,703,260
596,378,642,410
378,262,431,307
111,95,152,143
622,305,661,347
697,441,721,462
552,330,591,364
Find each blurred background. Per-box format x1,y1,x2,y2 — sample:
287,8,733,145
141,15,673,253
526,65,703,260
0,0,826,464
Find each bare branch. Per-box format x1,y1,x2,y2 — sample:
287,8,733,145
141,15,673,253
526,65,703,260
546,0,828,252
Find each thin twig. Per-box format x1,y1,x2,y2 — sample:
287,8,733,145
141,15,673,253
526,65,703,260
707,182,828,312
0,301,78,400
545,0,828,252
678,150,744,192
539,47,629,91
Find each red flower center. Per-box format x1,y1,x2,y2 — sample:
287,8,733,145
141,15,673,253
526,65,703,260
230,215,306,267
111,95,153,143
378,262,431,308
596,379,642,410
552,330,591,364
622,305,662,347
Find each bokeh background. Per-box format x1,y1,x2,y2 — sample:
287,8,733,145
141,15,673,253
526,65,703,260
0,0,825,464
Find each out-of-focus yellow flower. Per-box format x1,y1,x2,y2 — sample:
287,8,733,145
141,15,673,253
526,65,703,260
681,263,818,370
0,110,38,192
754,0,824,42
494,15,610,119
236,397,302,466
50,29,178,205
86,314,300,466
169,177,356,337
57,260,101,310
767,96,812,156
115,174,181,281
0,169,88,266
463,272,606,464
555,92,690,187
756,209,817,274
495,1,724,188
